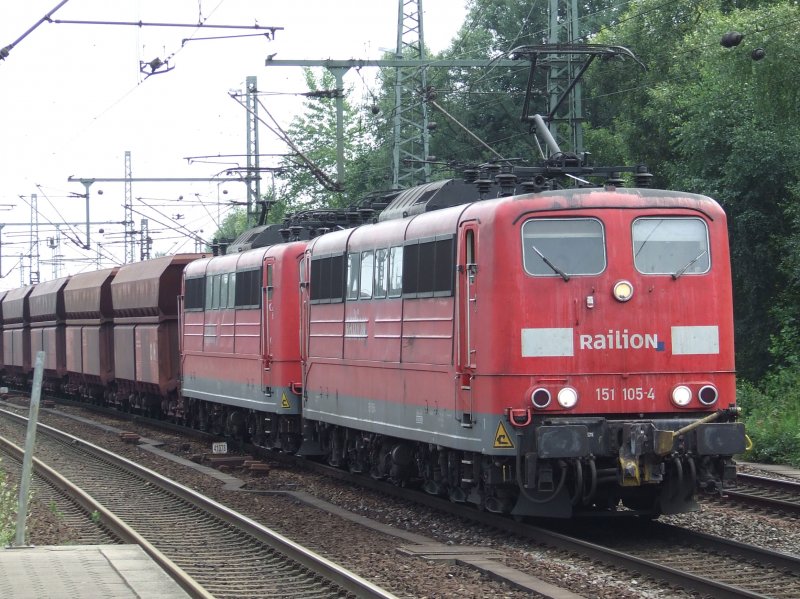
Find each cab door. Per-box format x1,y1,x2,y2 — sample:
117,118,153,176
456,222,478,427
262,257,275,389
299,252,311,396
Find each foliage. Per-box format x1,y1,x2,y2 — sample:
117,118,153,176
209,185,286,245
48,500,63,518
271,0,800,393
737,371,800,466
770,183,800,365
211,209,249,246
0,462,18,545
586,0,800,380
425,0,549,165
277,68,386,212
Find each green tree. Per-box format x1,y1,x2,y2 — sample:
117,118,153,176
419,0,626,166
210,208,249,246
586,0,800,380
277,68,385,212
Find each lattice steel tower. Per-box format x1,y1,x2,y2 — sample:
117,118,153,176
29,193,40,284
124,150,135,263
392,0,430,188
547,0,584,154
245,76,261,225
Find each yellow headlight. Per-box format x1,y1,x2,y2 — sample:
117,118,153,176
613,280,634,302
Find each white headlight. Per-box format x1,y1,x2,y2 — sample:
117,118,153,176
557,387,578,409
672,385,692,407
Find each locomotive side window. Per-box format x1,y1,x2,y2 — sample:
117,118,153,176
388,246,403,297
434,238,455,294
403,236,455,298
184,277,205,311
347,252,361,300
310,258,325,300
235,269,261,308
330,254,345,300
310,254,346,304
219,274,229,309
205,276,214,310
402,243,420,295
374,249,388,299
522,218,605,276
227,272,236,307
632,217,710,275
360,251,374,299
211,274,222,310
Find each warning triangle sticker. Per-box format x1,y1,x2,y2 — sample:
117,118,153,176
281,393,291,409
493,421,514,448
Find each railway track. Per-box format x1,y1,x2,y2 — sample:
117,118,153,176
0,446,121,546
556,518,800,599
720,473,800,516
8,397,800,598
291,453,800,598
0,408,396,599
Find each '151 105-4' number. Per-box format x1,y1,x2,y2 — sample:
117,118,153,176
595,387,655,401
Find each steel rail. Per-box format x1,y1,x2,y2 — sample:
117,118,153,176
0,408,397,599
0,432,213,599
726,473,800,515
363,483,790,597
9,398,796,598
265,449,798,599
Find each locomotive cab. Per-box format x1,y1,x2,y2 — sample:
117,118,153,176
299,181,744,519
466,187,744,517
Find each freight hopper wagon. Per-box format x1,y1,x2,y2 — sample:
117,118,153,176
28,276,71,391
300,186,745,517
180,241,306,447
1,285,34,387
63,268,119,400
108,254,201,416
0,291,6,378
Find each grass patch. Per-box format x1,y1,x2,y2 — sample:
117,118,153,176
0,461,19,546
737,369,800,467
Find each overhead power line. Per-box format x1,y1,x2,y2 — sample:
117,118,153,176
0,0,71,61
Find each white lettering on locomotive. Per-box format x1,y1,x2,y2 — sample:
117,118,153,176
578,329,663,351
522,326,721,356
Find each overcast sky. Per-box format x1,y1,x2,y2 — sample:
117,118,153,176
0,0,467,290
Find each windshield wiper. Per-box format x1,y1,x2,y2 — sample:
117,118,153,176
531,245,570,281
672,250,707,280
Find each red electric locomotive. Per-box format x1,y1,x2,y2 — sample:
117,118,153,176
298,182,743,517
180,240,307,448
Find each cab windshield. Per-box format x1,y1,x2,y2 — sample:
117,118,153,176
521,218,606,276
632,217,710,275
